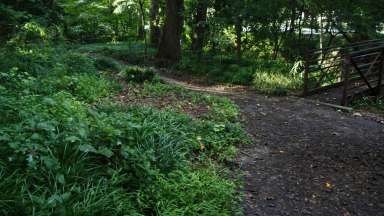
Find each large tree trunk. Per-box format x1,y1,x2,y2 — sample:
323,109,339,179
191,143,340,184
150,0,161,46
191,0,208,54
156,0,184,64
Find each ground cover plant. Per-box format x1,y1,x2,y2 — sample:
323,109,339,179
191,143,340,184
351,96,384,115
0,39,249,215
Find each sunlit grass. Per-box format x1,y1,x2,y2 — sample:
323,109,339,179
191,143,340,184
253,70,303,96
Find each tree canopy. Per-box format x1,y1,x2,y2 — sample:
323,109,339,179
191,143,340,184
2,0,384,61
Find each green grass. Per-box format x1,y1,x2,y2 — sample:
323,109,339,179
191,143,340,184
0,42,249,215
145,167,238,216
252,69,303,96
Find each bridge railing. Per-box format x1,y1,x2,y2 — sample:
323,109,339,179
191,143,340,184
303,39,384,105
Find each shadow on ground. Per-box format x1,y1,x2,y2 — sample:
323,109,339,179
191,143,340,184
234,95,384,216
159,74,384,216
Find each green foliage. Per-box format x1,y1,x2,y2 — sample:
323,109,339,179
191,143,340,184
63,52,97,74
251,59,302,96
15,21,48,43
143,168,236,216
94,56,122,72
174,54,302,95
253,72,302,96
174,54,255,85
0,93,242,214
76,43,156,65
0,1,63,41
135,82,249,160
0,44,56,76
120,66,155,83
198,95,240,122
351,96,384,114
71,74,116,103
0,43,247,215
231,67,255,85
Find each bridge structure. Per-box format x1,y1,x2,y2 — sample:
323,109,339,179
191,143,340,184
303,39,384,106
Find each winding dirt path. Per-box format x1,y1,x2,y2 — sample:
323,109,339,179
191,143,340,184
159,75,384,216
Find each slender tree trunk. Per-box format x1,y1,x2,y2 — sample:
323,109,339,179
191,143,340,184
150,0,161,46
319,13,324,57
235,19,242,62
138,0,147,57
289,8,297,34
309,15,315,41
191,0,208,55
156,0,184,64
298,9,304,41
273,20,286,60
137,13,145,39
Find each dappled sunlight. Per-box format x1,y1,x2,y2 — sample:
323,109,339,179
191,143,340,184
1,0,383,215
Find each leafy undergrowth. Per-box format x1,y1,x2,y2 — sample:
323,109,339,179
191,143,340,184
77,43,303,96
0,42,249,215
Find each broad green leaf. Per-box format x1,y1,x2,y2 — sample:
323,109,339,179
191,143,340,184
97,147,114,158
78,144,97,153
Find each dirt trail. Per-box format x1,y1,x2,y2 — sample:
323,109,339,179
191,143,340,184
159,75,384,216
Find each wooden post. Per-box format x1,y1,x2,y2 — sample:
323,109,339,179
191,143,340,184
378,49,384,95
341,55,351,106
303,54,310,96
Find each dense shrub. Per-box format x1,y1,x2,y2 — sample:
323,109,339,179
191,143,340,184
70,74,116,102
18,22,48,43
63,52,97,74
119,66,155,83
0,44,58,76
94,56,121,72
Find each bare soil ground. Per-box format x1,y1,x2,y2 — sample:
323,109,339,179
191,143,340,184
159,74,384,216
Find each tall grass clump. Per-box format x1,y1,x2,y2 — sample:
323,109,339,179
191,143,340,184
252,59,303,95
